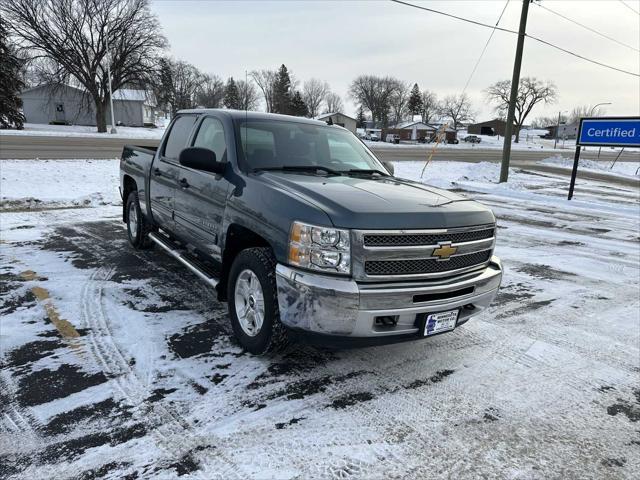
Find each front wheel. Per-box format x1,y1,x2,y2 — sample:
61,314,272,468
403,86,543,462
227,248,288,355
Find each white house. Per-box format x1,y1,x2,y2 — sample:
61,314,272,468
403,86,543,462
19,84,157,127
314,112,357,133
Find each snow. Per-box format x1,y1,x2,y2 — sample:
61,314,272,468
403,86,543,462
0,123,166,139
1,159,121,211
1,157,638,479
539,155,640,178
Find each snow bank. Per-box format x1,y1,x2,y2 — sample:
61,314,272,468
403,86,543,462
0,159,120,211
539,155,640,178
0,123,165,139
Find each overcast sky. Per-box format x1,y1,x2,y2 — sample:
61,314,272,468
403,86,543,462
152,0,640,122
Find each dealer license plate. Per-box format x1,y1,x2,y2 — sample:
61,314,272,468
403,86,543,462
423,309,459,336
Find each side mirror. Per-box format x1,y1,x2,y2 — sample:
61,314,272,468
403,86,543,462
179,147,226,174
382,161,395,175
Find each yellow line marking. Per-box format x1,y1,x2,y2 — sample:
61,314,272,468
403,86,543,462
31,286,80,339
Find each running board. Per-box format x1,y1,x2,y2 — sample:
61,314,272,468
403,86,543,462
148,232,219,288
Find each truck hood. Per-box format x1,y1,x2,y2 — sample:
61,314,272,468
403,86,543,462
255,172,495,229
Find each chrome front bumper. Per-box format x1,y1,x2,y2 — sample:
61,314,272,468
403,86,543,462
275,256,502,338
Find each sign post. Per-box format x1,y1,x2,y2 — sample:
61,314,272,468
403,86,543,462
568,117,640,200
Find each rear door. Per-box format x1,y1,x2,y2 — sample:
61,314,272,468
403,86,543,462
173,115,231,261
149,114,198,231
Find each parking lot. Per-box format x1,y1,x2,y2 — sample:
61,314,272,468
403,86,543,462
1,159,639,479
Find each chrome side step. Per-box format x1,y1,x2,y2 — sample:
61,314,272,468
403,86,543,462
148,232,219,288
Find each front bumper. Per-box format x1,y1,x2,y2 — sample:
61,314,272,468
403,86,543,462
276,256,502,339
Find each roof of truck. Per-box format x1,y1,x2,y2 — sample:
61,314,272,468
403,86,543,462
176,108,329,126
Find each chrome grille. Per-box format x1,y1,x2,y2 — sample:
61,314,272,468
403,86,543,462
365,251,492,276
352,224,496,281
364,228,494,247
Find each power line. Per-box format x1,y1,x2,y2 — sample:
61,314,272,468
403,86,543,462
534,1,639,52
619,0,640,16
389,0,640,78
462,0,510,94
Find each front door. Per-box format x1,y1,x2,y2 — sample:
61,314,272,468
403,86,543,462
55,103,65,122
149,114,198,231
173,115,231,261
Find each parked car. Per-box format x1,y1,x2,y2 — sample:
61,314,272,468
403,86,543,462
464,135,481,143
385,134,400,144
365,133,380,141
120,110,502,354
447,138,459,144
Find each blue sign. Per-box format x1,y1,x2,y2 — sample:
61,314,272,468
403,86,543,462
578,117,640,147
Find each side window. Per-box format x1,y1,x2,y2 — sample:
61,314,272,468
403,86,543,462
193,117,227,162
163,115,197,160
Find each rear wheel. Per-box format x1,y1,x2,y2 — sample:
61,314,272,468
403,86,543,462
227,247,288,354
126,191,153,249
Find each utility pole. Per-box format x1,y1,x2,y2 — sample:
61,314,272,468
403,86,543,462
499,0,530,183
105,25,117,134
554,111,562,149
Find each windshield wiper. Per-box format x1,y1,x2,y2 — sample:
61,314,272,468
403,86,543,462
253,165,343,176
343,169,390,177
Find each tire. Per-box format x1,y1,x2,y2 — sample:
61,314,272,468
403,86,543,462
126,191,153,249
227,247,288,355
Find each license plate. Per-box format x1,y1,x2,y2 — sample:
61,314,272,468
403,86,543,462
423,309,459,336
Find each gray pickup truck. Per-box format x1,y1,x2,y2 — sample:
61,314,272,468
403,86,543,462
120,109,502,354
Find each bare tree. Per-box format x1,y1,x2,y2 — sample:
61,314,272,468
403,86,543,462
569,104,606,123
2,0,167,132
169,60,203,114
439,93,475,131
197,73,224,108
250,69,277,112
389,81,411,125
486,77,557,142
420,90,440,124
302,78,329,118
323,92,344,114
237,79,260,111
348,75,401,125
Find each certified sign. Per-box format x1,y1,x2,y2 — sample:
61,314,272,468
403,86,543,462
578,117,640,147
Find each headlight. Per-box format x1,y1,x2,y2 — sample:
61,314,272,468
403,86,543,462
288,221,351,275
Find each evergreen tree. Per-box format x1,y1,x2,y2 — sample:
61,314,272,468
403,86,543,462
355,106,366,128
0,21,25,129
273,64,292,114
154,57,174,113
288,90,309,117
407,83,423,117
223,77,241,109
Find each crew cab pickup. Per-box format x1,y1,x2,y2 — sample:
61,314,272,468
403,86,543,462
120,110,502,354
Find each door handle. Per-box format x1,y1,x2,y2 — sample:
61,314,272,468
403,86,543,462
153,168,162,176
179,178,190,188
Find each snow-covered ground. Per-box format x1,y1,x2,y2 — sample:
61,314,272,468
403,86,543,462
539,155,640,178
1,158,638,479
0,123,166,139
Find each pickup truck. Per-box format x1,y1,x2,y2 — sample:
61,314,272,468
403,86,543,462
120,109,502,354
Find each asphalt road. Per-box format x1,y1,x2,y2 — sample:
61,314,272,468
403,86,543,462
1,134,638,163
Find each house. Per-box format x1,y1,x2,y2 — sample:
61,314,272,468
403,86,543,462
545,121,579,139
314,112,357,133
19,84,157,127
467,119,515,136
386,121,436,141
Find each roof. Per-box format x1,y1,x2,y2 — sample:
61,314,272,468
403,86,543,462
20,83,154,105
177,109,330,126
314,112,357,122
468,119,513,127
392,121,435,130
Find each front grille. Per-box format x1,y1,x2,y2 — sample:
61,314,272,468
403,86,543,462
364,250,492,276
364,228,494,247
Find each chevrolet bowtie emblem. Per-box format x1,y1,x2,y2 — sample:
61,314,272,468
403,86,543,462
432,243,457,260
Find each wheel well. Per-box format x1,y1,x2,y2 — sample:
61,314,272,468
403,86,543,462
122,175,137,222
218,224,272,301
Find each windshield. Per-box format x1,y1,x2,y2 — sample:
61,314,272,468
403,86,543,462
236,119,387,173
